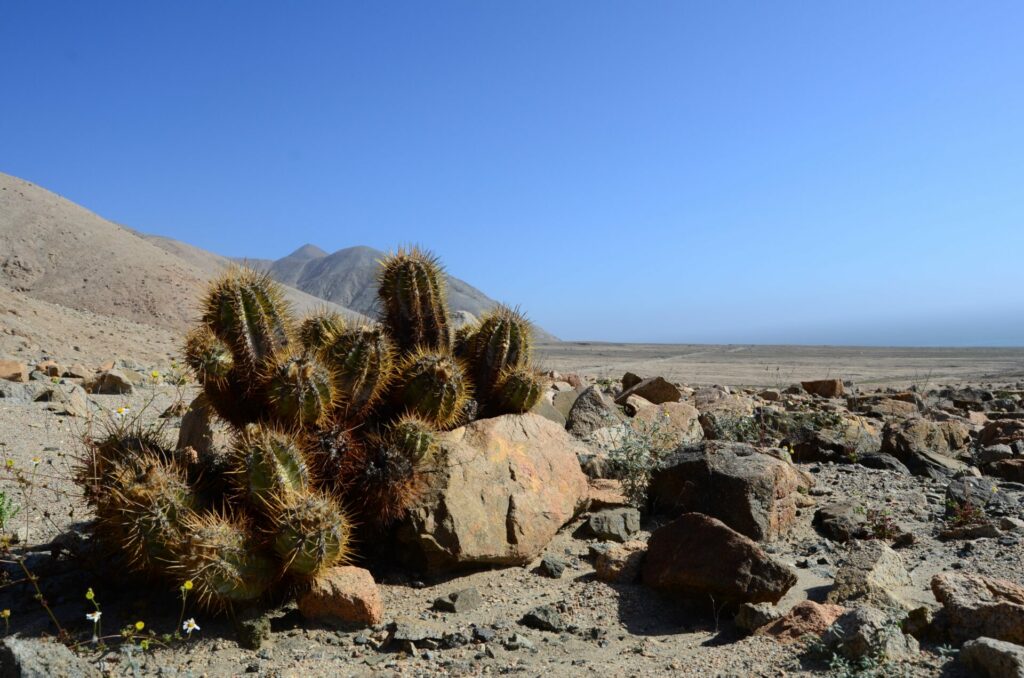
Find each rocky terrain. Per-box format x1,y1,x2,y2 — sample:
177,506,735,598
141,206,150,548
2,351,1024,676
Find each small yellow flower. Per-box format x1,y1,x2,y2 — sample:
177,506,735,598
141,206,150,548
5,460,13,469
135,620,145,631
1,609,10,619
31,458,40,466
85,587,95,601
183,579,193,591
151,370,160,379
116,406,127,415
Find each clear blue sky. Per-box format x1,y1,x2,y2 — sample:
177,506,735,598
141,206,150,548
2,2,1022,345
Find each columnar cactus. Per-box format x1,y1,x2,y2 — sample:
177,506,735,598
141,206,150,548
78,246,545,613
377,247,451,352
322,325,395,416
392,349,472,429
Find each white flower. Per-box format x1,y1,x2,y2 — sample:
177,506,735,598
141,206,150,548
182,618,200,635
86,611,101,623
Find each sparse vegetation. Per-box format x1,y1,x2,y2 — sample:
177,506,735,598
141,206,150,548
606,412,676,508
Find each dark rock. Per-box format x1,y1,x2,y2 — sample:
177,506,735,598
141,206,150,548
520,605,566,632
586,508,641,543
812,503,868,543
233,606,272,650
537,554,566,579
641,513,797,606
978,445,1016,466
621,372,643,391
565,386,625,438
433,587,482,613
648,441,810,542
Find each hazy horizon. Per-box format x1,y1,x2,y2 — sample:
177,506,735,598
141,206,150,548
3,2,1022,346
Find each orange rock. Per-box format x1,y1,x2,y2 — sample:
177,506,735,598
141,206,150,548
588,478,628,510
297,566,383,626
0,360,28,383
594,540,646,584
759,601,848,642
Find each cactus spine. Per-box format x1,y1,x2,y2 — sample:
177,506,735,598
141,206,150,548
201,268,292,372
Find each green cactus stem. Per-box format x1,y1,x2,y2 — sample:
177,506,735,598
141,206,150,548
377,247,452,352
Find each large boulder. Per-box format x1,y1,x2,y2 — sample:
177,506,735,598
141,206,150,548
641,513,797,606
826,541,913,611
932,573,1024,644
880,417,972,478
614,377,681,406
398,414,589,572
648,441,811,541
566,386,624,438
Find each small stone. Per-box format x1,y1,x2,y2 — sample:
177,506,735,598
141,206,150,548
520,605,566,632
473,626,496,643
503,633,535,650
432,587,483,613
537,555,566,579
297,566,384,626
586,507,641,543
233,606,271,650
593,540,646,584
734,602,783,633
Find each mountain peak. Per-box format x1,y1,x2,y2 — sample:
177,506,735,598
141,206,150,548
285,243,328,260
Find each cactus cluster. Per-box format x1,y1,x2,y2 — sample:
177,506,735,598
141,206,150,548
78,247,543,612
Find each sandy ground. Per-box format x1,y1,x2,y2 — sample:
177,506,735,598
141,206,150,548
536,341,1024,388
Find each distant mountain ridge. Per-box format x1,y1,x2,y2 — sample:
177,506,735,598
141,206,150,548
236,245,559,342
0,170,555,343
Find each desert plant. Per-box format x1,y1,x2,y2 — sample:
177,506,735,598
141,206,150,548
74,247,544,613
606,413,677,509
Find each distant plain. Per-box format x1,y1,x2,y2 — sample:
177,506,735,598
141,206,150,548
536,342,1024,389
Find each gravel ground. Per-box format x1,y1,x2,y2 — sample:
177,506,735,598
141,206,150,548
1,378,1011,676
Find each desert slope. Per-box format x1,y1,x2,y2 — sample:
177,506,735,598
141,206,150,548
0,173,208,331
